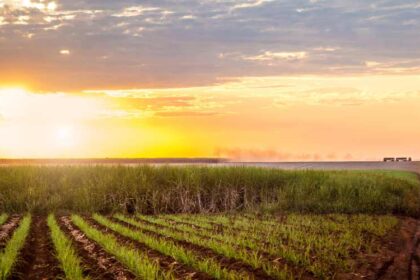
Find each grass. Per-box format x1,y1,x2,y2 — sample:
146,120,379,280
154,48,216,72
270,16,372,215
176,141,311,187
47,214,88,280
71,214,167,279
0,212,402,279
93,214,250,280
116,213,293,279
366,170,419,185
0,215,31,279
0,214,8,226
0,165,418,215
125,213,397,278
160,213,398,277
0,165,413,279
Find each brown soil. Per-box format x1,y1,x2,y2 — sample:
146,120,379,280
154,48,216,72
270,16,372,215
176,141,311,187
0,215,21,248
338,218,420,280
59,216,136,280
11,216,62,280
86,217,213,280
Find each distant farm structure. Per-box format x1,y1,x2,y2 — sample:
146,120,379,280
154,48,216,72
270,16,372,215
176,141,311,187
383,157,412,162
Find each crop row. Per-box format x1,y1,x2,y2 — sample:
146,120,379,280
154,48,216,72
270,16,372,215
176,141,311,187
0,166,418,215
0,213,398,279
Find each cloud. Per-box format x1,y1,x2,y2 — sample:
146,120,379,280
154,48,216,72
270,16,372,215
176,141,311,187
364,59,420,74
85,75,420,111
273,85,420,106
111,96,196,110
180,15,196,20
2,0,57,12
0,87,227,122
285,87,369,106
81,89,229,118
231,0,273,11
313,47,339,52
156,111,219,117
365,61,382,68
243,51,308,62
112,6,161,18
1,0,420,91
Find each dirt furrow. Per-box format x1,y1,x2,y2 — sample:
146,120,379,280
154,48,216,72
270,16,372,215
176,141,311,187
59,216,135,280
0,215,21,248
408,221,420,280
375,219,417,280
86,217,213,280
11,216,62,280
338,218,418,280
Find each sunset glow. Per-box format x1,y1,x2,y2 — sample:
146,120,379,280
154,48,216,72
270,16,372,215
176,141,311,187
1,0,419,160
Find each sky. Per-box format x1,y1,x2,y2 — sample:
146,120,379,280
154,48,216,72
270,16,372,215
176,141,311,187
0,0,419,160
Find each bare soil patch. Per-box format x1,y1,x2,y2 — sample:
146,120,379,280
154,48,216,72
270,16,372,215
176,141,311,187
0,215,20,249
338,218,420,280
59,216,135,280
11,216,62,280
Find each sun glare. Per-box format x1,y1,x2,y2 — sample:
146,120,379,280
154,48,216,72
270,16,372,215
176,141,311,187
59,49,70,55
0,87,28,95
54,126,75,147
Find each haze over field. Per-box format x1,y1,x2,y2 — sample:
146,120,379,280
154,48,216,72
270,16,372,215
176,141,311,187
0,0,419,160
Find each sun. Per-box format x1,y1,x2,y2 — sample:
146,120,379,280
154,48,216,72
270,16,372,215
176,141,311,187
54,126,75,147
